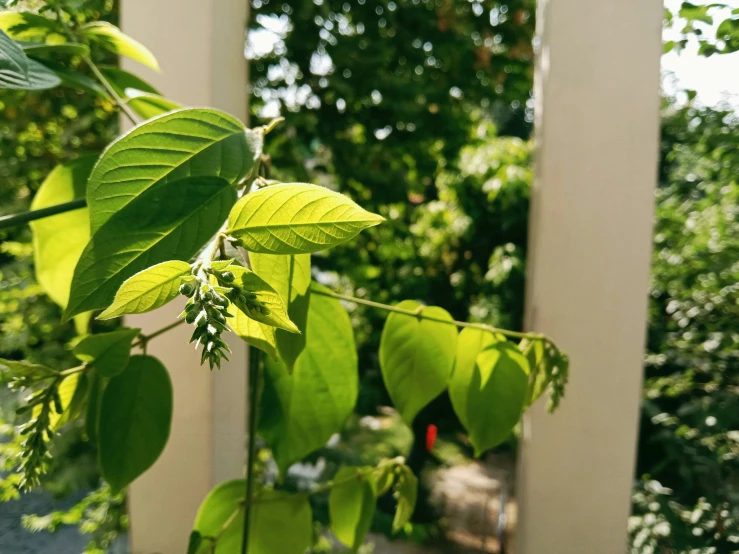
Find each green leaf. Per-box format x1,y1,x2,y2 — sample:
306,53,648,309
227,309,277,359
329,466,376,550
0,359,56,385
379,301,457,424
187,531,202,554
64,175,236,320
85,370,102,443
99,355,172,492
260,284,358,473
227,183,384,254
98,261,191,320
519,338,568,412
55,371,89,430
73,328,140,377
373,463,396,497
449,328,503,429
192,479,243,552
0,28,29,79
30,156,96,314
49,63,106,96
0,34,60,89
250,253,311,368
32,372,81,429
20,41,90,57
250,254,312,300
392,465,418,533
249,491,313,554
99,65,159,96
86,107,256,234
126,92,182,119
80,22,159,71
193,483,312,554
0,11,59,41
465,341,529,456
227,265,299,333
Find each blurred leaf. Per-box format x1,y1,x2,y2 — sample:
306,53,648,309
329,466,376,550
80,22,159,71
73,328,140,377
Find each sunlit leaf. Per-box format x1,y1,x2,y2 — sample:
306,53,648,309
449,328,502,428
80,22,159,71
29,156,97,333
260,284,357,473
329,466,376,550
126,91,182,119
227,265,299,333
228,183,384,254
98,261,191,320
250,253,311,369
0,11,60,41
65,176,236,320
227,308,277,359
379,301,457,424
32,372,80,430
392,465,417,533
193,482,312,554
465,341,529,456
86,108,256,234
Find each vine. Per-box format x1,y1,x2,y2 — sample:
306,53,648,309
0,4,568,552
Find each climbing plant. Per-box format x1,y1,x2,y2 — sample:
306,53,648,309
0,3,568,552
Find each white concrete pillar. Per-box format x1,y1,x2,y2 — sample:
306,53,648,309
120,1,249,552
515,1,663,553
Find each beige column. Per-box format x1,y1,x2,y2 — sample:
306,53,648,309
120,1,249,552
516,0,663,553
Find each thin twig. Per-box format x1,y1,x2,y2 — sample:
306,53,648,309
0,198,86,230
132,319,186,349
83,55,140,126
241,346,262,554
310,286,545,342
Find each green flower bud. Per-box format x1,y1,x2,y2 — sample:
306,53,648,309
179,282,196,297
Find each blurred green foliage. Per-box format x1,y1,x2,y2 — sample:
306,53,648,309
664,2,739,56
0,0,123,550
629,101,739,552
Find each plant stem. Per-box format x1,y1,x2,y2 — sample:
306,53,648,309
59,364,87,378
132,319,186,349
310,286,545,342
241,346,262,554
83,55,140,126
0,198,86,230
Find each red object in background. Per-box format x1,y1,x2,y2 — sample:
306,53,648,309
426,424,438,452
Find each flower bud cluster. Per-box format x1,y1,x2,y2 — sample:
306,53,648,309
179,271,232,370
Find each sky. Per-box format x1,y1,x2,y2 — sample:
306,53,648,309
662,0,739,107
